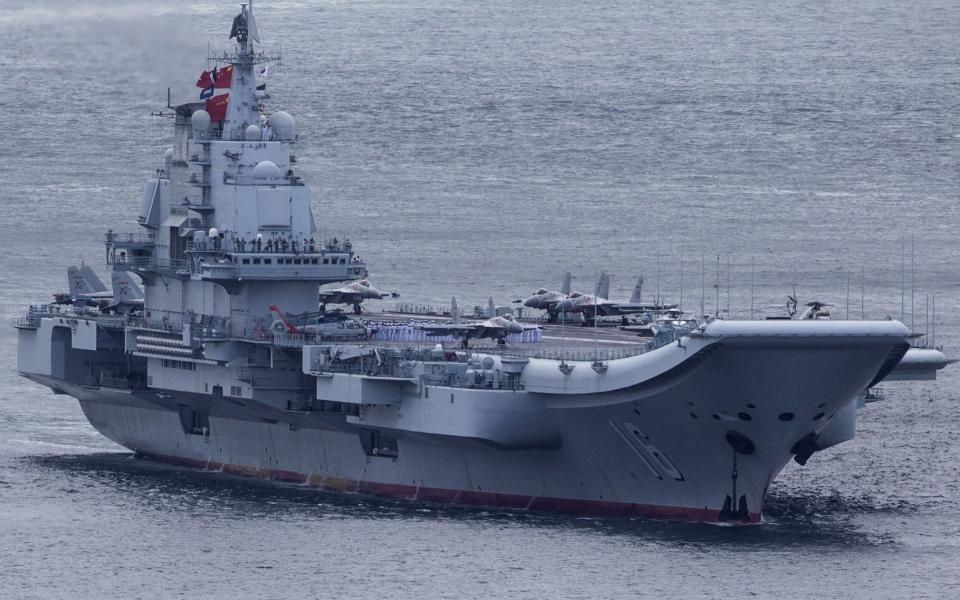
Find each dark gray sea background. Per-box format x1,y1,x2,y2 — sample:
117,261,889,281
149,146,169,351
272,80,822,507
1,0,959,598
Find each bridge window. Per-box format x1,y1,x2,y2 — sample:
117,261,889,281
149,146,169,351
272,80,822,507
264,259,271,265
253,258,261,265
242,258,250,264
323,258,329,264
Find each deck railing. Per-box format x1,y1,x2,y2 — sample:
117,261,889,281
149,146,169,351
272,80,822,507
105,231,156,245
112,255,191,272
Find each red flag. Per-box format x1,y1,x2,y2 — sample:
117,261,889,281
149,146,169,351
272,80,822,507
205,94,229,122
214,65,233,88
196,70,214,88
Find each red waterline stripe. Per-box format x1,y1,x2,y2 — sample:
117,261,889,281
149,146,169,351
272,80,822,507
140,452,761,524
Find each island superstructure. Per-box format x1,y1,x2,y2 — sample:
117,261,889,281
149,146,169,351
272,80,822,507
13,3,952,523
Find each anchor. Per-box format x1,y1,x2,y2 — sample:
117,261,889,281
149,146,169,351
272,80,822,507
718,430,754,523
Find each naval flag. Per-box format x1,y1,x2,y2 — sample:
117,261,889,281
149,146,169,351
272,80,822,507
195,69,215,89
256,64,268,91
205,94,229,122
196,65,232,98
214,65,233,88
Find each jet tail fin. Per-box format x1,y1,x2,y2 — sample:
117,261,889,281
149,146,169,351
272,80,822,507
450,297,460,323
67,266,82,297
596,272,610,300
70,264,108,296
111,271,144,304
629,276,644,304
561,272,572,296
80,265,108,293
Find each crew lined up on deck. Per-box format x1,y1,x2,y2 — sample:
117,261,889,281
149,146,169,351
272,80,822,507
234,236,319,253
197,232,355,255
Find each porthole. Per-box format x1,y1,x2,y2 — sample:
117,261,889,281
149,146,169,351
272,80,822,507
746,403,756,409
737,412,752,421
712,414,721,421
812,412,825,421
689,412,698,419
778,412,794,421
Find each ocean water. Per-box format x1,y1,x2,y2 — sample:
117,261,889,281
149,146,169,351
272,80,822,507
1,0,959,598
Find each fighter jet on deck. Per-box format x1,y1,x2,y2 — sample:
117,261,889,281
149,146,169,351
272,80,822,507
106,271,144,313
417,298,537,348
555,273,677,321
318,280,399,314
517,272,597,322
55,265,143,313
518,272,573,321
59,265,113,303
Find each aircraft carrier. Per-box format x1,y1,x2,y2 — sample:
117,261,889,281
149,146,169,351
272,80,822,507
13,3,953,523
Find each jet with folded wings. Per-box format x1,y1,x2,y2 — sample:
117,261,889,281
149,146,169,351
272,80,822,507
318,280,399,314
556,273,676,319
417,298,538,347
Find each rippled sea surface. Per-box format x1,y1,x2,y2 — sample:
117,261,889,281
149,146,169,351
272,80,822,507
1,1,959,598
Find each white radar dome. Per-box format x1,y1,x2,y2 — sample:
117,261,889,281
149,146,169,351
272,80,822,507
163,147,174,175
252,160,281,181
208,228,219,238
191,110,211,137
245,124,261,141
268,111,295,140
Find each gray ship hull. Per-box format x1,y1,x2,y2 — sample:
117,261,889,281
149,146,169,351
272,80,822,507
24,325,904,523
75,393,764,521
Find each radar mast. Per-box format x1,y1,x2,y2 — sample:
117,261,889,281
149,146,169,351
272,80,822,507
220,1,276,139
